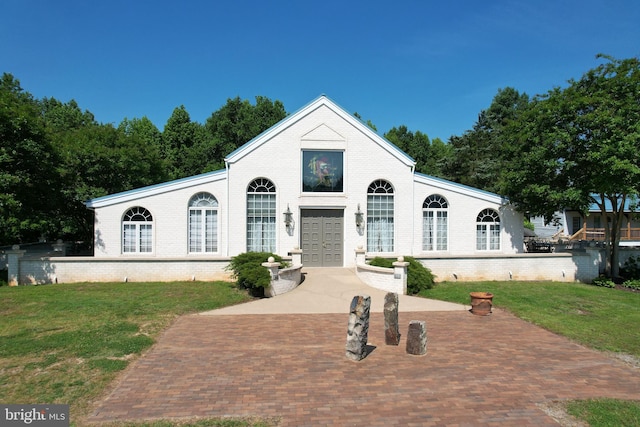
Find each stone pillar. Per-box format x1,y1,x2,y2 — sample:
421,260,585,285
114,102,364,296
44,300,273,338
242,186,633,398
354,245,366,266
7,245,26,286
261,256,281,280
261,257,281,298
290,247,303,266
345,295,371,361
52,239,68,256
384,292,400,345
406,320,427,356
393,256,410,295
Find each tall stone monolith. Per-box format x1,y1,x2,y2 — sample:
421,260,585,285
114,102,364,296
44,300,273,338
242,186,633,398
345,295,371,361
384,292,400,345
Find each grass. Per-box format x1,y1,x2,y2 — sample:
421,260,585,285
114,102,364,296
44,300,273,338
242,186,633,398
0,280,264,427
566,399,640,426
422,280,640,426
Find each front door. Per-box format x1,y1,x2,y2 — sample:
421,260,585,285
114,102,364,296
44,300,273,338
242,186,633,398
301,209,344,267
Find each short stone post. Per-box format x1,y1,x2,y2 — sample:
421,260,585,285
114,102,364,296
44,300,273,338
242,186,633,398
384,292,400,345
290,247,303,266
354,245,366,266
7,245,26,286
345,295,371,361
393,256,410,295
406,320,427,356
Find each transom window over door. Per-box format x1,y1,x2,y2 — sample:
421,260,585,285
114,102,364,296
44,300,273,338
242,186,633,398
476,208,500,251
423,194,448,251
247,178,276,252
367,180,394,252
188,192,218,253
122,207,153,253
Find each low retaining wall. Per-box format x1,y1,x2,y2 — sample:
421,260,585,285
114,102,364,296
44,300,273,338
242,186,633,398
14,256,232,284
415,250,600,283
264,264,303,297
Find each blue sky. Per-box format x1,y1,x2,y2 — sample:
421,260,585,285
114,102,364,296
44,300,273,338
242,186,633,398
2,0,639,141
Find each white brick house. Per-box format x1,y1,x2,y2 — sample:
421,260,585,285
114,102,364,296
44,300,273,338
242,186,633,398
86,95,524,268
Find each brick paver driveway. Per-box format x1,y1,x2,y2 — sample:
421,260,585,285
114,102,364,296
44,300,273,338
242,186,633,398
90,309,640,426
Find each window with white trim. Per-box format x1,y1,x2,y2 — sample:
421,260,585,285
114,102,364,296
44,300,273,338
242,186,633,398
189,192,218,253
423,194,448,251
122,207,153,253
476,208,500,251
247,178,276,252
367,180,394,252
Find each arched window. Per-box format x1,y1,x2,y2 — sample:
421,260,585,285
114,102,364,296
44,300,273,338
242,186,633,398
423,194,448,251
122,207,153,253
247,178,276,252
189,192,219,253
367,180,394,252
476,208,500,251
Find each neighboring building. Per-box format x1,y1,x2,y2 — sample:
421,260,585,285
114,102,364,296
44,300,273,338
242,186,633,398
85,95,524,268
532,197,640,247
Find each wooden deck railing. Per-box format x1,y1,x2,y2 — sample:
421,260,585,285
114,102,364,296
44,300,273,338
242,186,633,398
569,226,640,241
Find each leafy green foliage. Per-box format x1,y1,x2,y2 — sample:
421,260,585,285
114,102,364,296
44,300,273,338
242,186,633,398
0,74,63,244
227,252,287,296
501,55,640,277
621,279,640,290
620,255,640,280
591,276,615,288
444,87,530,193
384,125,450,177
368,256,435,294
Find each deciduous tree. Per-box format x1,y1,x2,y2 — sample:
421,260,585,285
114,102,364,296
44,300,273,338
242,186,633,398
502,55,640,277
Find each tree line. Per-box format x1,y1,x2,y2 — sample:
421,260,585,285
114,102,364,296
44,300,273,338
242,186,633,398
2,54,639,277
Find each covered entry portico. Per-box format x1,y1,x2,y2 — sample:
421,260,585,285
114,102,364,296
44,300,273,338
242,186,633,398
300,209,344,267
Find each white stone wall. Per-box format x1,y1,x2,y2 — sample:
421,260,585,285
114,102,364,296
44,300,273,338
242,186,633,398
10,251,599,285
17,256,232,284
417,251,599,283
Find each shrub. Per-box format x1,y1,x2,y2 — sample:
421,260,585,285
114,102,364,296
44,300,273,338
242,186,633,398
622,279,640,291
620,256,640,280
591,275,615,288
368,256,435,295
226,252,287,297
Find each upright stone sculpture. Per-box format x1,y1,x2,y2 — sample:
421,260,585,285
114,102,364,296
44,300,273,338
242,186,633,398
345,295,371,361
384,292,400,345
406,320,427,356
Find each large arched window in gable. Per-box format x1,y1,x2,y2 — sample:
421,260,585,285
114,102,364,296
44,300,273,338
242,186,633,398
189,192,219,253
247,178,276,252
476,208,500,251
423,194,448,251
367,180,394,252
122,207,153,253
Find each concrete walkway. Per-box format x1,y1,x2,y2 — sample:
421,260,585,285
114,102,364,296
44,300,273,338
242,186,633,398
202,267,466,315
89,268,640,426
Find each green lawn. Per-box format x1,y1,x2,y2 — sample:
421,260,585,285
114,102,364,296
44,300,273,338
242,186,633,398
422,280,640,426
0,281,268,427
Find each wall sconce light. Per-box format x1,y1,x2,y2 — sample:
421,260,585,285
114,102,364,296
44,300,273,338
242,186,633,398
355,203,364,228
283,204,293,229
